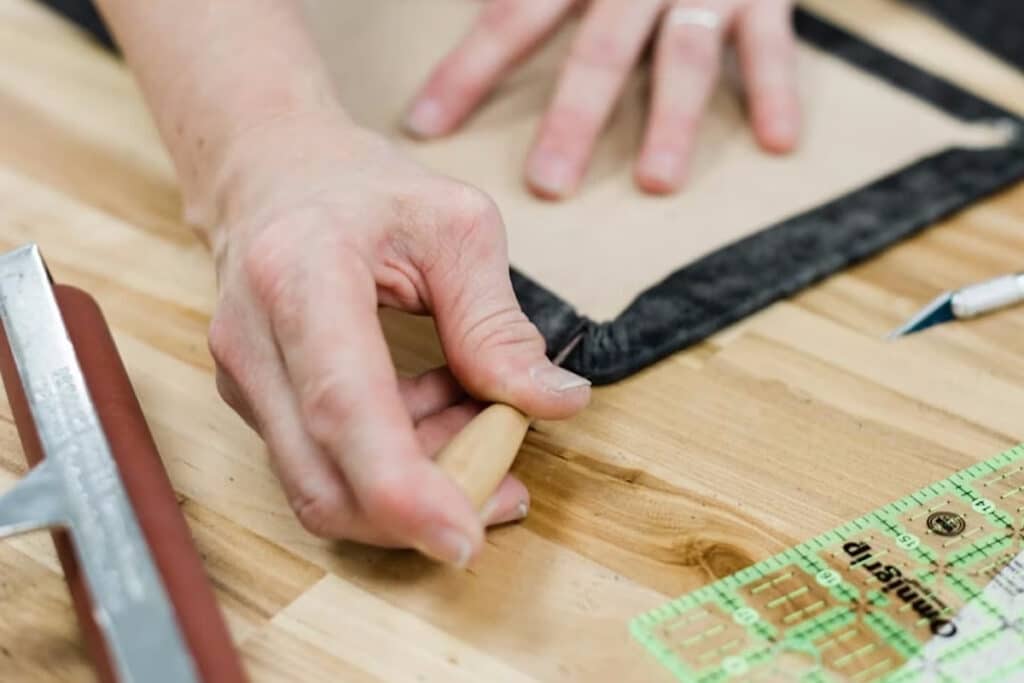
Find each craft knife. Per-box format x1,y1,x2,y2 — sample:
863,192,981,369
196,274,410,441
888,272,1024,338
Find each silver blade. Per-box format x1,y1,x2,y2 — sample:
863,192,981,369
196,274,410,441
0,245,198,683
888,291,955,338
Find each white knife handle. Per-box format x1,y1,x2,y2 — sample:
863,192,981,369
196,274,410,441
951,274,1024,318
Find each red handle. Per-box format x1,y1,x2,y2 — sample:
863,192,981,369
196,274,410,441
0,284,247,683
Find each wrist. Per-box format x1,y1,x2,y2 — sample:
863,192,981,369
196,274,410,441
182,102,358,245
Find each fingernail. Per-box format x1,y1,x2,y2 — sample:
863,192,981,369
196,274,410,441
530,362,591,394
527,152,574,198
764,116,798,149
405,98,446,138
481,497,530,526
642,151,680,187
643,152,675,184
418,527,473,569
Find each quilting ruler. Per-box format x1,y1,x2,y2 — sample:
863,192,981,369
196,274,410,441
631,444,1024,682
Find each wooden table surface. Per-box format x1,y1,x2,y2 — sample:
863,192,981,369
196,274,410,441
1,1,1023,681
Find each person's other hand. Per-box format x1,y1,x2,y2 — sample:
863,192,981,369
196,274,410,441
406,0,800,198
200,112,591,567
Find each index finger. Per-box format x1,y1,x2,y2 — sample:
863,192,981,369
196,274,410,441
248,235,483,567
406,0,578,138
525,0,663,198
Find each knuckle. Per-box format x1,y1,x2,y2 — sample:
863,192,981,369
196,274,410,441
489,315,545,355
650,108,699,138
456,306,545,372
438,185,505,260
755,30,793,55
208,320,261,429
207,314,245,378
215,368,259,430
570,32,633,71
360,476,421,529
541,107,599,148
396,183,506,274
214,367,242,410
742,15,794,52
298,372,359,445
241,230,294,311
291,488,346,539
666,33,719,70
467,304,534,340
478,0,520,36
447,184,501,232
207,315,233,365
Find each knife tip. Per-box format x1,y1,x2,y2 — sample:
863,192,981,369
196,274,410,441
887,292,955,339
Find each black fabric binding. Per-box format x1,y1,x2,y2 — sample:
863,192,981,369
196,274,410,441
515,10,1024,384
912,0,1024,70
37,0,114,49
37,1,1024,385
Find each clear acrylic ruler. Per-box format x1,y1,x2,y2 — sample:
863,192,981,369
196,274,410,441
631,445,1024,682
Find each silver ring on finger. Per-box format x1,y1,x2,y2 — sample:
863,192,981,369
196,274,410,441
665,6,723,31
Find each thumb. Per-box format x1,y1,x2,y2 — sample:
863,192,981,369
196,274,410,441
426,192,590,419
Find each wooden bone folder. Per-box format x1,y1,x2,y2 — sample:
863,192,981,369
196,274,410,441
0,245,246,683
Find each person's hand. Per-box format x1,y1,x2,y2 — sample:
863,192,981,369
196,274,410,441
406,0,800,198
198,112,591,567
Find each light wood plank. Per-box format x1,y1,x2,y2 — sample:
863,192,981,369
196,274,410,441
0,0,1022,681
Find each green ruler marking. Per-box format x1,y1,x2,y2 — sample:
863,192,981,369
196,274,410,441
631,444,1024,682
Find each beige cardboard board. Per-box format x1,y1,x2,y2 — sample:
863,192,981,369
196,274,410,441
306,0,1005,320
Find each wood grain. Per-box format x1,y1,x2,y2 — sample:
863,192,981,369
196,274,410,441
0,0,1022,681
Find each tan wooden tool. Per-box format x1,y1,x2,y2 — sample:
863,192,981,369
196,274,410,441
435,335,584,509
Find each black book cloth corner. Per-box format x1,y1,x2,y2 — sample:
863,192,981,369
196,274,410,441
37,0,1024,385
39,0,114,49
520,10,1024,384
912,0,1024,70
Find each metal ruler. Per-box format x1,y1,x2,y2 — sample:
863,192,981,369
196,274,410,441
0,245,198,682
631,444,1024,682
